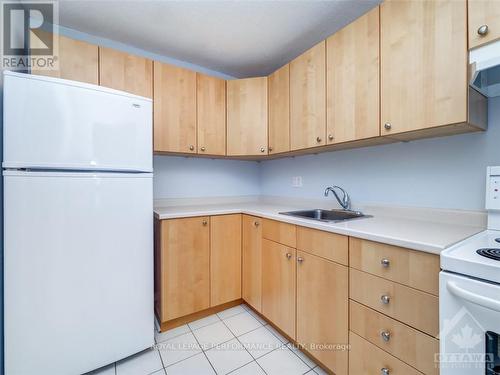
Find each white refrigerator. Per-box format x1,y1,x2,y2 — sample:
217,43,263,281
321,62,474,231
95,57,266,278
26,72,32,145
3,71,154,375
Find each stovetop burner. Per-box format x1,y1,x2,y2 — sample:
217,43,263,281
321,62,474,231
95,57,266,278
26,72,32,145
496,238,500,243
477,248,500,261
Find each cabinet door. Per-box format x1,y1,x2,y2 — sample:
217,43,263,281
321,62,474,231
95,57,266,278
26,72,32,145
290,41,326,150
153,61,197,153
32,34,98,84
262,239,296,339
268,65,290,154
99,47,153,97
242,215,262,312
296,251,348,375
159,217,210,322
197,73,226,156
469,0,500,49
227,77,268,156
210,214,242,306
380,0,467,135
326,7,379,144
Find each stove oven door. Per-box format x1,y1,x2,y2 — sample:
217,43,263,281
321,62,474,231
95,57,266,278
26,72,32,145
440,272,500,375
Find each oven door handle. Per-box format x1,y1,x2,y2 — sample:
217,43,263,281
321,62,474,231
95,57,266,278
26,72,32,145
447,281,500,312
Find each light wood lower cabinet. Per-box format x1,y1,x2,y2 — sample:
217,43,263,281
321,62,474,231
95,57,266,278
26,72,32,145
349,332,423,375
297,251,348,375
155,217,210,322
210,214,242,306
242,215,262,312
262,239,296,339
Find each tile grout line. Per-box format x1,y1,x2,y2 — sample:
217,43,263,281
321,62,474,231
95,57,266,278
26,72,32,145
218,314,268,375
186,317,219,375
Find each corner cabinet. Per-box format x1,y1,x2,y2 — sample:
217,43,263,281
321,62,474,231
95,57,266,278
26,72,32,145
380,0,484,139
268,64,290,154
153,61,197,154
242,215,263,312
227,77,268,156
326,7,379,144
290,41,326,151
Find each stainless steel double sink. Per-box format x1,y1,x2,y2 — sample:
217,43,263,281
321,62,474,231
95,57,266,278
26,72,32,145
279,209,371,223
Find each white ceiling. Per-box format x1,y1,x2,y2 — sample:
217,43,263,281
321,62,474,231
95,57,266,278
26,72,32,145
57,0,380,78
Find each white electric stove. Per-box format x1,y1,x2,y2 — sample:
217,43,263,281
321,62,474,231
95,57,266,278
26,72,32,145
440,166,500,375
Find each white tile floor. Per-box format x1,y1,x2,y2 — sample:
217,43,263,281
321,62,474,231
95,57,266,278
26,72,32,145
87,304,328,375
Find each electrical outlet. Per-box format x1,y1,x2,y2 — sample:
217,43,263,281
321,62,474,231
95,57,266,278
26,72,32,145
292,176,303,187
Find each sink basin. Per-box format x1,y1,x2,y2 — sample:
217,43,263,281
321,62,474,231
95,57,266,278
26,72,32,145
279,209,371,223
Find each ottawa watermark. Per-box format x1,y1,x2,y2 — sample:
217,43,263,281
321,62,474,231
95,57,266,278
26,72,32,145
1,1,59,70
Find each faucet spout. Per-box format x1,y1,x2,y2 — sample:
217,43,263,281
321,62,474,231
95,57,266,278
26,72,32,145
324,185,351,211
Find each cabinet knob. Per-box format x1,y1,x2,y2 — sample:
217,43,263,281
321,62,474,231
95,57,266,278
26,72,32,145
328,134,334,141
478,24,489,36
260,147,266,153
189,145,195,151
202,220,208,226
381,258,390,268
268,146,273,152
316,137,322,143
254,221,260,227
286,253,292,260
380,295,391,304
384,123,392,130
200,146,206,152
381,368,390,375
297,256,304,263
380,330,391,342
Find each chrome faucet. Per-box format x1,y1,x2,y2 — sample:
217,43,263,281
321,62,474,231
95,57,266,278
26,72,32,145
324,185,351,211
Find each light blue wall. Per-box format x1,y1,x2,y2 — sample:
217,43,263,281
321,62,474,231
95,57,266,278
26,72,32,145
259,97,500,211
153,156,260,199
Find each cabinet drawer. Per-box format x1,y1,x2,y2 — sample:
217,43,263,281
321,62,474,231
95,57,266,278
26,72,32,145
262,219,296,247
349,332,423,375
297,227,348,265
349,269,439,337
349,238,439,295
350,301,439,375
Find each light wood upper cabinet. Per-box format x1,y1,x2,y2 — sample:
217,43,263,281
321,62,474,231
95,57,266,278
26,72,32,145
380,0,467,135
242,215,263,312
326,7,379,144
262,239,296,339
297,251,348,375
210,214,242,306
99,47,153,97
153,61,197,153
32,34,98,84
469,0,500,49
227,77,268,156
197,73,226,156
290,41,326,150
268,64,290,154
156,217,210,322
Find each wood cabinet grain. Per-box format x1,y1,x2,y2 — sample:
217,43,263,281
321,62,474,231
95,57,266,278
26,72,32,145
242,215,263,312
268,64,290,154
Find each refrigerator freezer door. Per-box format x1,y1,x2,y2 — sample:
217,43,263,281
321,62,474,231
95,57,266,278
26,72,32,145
3,71,152,172
4,171,154,375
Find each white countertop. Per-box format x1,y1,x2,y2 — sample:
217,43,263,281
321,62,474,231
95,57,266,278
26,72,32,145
154,197,486,255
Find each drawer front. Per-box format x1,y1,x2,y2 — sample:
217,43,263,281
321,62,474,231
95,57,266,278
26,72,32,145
349,269,439,337
262,219,296,247
349,331,423,375
349,238,440,295
296,226,348,265
350,301,439,375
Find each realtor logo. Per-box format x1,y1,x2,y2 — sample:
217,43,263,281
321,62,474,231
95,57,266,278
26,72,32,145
1,1,58,70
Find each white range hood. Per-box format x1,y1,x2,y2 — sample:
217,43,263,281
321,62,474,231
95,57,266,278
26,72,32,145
470,39,500,97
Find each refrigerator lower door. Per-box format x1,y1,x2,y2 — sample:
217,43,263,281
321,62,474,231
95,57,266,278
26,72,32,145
3,71,152,172
4,171,154,375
